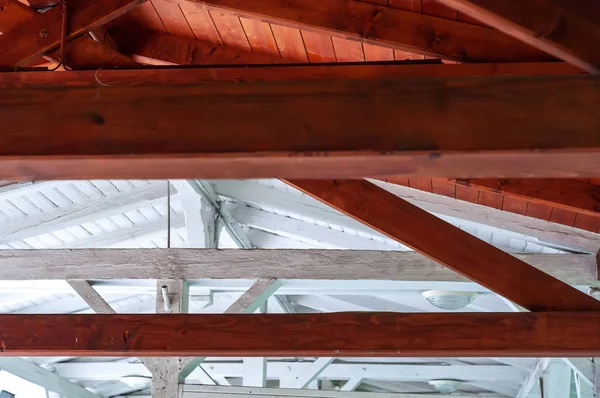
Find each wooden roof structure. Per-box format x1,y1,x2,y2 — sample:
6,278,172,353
0,0,599,396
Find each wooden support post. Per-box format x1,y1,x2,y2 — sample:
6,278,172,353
286,179,600,311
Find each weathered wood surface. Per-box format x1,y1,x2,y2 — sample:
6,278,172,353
287,180,600,311
1,312,600,357
180,0,552,62
0,249,597,286
1,75,600,180
443,0,600,73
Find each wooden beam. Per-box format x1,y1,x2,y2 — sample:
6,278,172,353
0,249,597,286
453,178,600,217
442,0,600,73
285,180,600,311
0,62,582,88
0,0,143,67
1,312,600,356
2,75,600,180
0,0,37,32
179,0,551,62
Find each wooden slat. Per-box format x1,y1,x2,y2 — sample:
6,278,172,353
110,26,286,64
285,179,600,311
1,74,600,180
0,249,598,285
0,62,582,88
46,36,139,69
151,0,196,38
301,30,336,62
2,312,600,357
271,24,309,62
0,0,143,67
442,0,600,73
178,1,222,42
181,0,552,62
457,179,600,217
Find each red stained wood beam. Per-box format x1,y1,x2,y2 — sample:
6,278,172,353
1,313,600,357
443,0,600,74
0,74,599,180
285,179,600,311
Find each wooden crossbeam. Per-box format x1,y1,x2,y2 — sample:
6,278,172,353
0,312,600,357
0,0,142,67
285,180,600,311
181,0,551,62
1,75,599,180
0,62,581,88
453,179,600,217
442,0,600,73
0,249,598,286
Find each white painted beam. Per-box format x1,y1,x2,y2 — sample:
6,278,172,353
0,358,99,398
543,361,572,398
0,182,169,245
243,358,267,387
173,180,252,249
289,358,334,389
181,385,500,398
517,358,550,398
1,249,595,286
340,377,363,392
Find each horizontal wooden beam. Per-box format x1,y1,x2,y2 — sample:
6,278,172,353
1,75,599,180
1,312,600,356
443,0,600,73
0,62,581,88
182,0,551,62
0,249,596,285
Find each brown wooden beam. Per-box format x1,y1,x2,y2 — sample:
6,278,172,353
453,179,600,217
0,0,143,67
443,0,600,74
181,0,552,62
285,179,600,311
1,312,600,357
0,62,582,88
1,75,600,180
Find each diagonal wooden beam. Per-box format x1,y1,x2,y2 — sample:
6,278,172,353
110,24,288,65
179,0,551,62
1,75,600,180
0,0,143,67
452,178,600,217
442,0,600,74
0,312,600,357
285,179,600,311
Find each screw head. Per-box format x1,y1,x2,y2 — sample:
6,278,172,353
39,29,49,39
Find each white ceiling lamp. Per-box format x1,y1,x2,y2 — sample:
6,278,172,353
428,379,463,393
422,290,478,310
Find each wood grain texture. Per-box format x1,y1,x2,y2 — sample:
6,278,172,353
442,0,600,73
46,36,139,69
2,312,600,356
181,0,553,62
285,179,600,311
0,0,144,67
0,0,37,32
1,249,597,286
456,179,600,217
0,62,582,88
1,74,600,179
110,25,286,65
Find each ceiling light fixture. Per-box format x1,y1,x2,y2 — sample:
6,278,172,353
428,379,462,394
422,290,478,310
